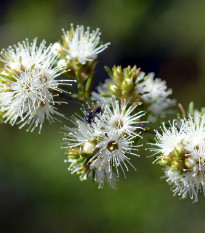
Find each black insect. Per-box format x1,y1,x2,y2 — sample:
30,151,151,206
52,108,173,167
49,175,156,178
85,106,103,124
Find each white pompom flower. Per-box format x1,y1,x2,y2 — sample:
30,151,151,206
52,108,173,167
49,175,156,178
63,98,144,188
138,72,176,118
61,24,110,65
150,112,205,202
90,129,140,177
0,39,72,133
63,112,117,188
103,99,145,137
0,38,54,71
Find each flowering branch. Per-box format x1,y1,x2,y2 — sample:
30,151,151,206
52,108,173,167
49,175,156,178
1,23,204,202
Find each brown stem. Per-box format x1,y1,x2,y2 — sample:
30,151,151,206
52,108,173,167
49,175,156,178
120,98,125,112
178,103,187,118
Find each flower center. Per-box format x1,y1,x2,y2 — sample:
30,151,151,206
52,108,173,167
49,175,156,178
113,119,124,129
41,75,48,83
107,140,119,152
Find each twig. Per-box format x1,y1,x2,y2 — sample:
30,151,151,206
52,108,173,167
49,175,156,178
178,103,187,118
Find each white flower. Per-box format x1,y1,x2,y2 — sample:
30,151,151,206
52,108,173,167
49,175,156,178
90,129,139,177
103,99,145,136
0,38,54,71
63,113,116,188
19,100,65,133
57,59,68,69
61,24,110,64
151,113,205,201
0,39,72,133
138,72,176,116
51,42,63,56
152,120,186,157
92,69,175,120
165,164,205,202
63,99,144,188
62,113,103,149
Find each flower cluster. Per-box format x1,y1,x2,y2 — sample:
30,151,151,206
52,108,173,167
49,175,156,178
91,66,175,120
63,99,145,188
52,24,110,78
3,23,203,202
0,39,71,133
51,24,110,101
151,112,205,202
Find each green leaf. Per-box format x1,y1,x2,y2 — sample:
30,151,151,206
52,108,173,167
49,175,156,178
200,109,205,117
188,101,194,116
85,73,94,93
75,71,81,82
101,93,112,97
71,93,79,98
104,66,113,78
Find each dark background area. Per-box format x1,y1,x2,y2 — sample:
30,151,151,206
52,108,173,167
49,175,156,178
1,0,205,232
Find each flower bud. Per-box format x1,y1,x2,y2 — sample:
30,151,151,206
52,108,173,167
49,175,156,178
171,160,183,171
122,78,133,94
57,59,67,69
109,83,122,98
113,66,124,84
185,157,196,169
173,146,185,159
82,141,96,154
159,154,173,165
52,42,63,56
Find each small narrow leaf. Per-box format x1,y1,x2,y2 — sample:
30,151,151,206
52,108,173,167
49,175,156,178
188,101,194,116
104,66,113,78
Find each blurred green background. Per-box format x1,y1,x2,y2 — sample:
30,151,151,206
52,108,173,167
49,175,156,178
1,0,205,232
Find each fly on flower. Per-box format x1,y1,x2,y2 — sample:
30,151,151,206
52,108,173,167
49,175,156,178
85,105,103,125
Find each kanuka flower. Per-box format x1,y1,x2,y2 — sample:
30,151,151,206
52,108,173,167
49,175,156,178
90,129,139,177
103,99,145,136
62,98,144,188
62,112,116,188
138,72,176,118
0,39,72,133
92,66,175,119
150,112,205,202
0,38,54,71
52,24,110,65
